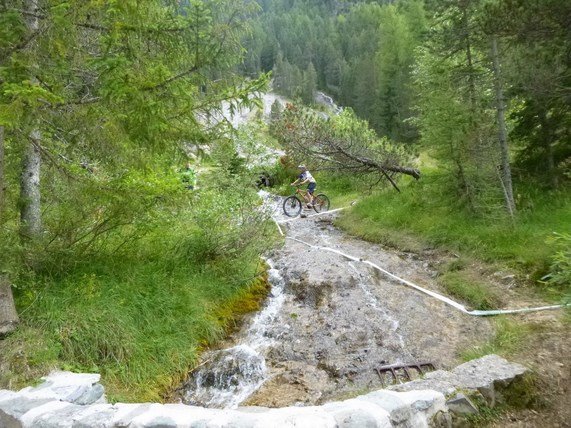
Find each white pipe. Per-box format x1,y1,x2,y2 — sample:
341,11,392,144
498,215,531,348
277,207,348,224
273,219,284,236
287,236,570,317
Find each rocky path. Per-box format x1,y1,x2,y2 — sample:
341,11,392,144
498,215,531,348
242,208,493,407
183,198,494,408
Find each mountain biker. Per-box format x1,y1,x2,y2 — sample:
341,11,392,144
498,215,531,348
291,165,316,208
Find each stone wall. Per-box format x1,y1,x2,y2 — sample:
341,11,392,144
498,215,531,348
0,355,527,427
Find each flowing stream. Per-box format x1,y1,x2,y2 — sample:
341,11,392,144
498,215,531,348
182,195,493,408
183,259,286,408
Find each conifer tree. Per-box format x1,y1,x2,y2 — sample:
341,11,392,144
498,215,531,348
0,0,268,326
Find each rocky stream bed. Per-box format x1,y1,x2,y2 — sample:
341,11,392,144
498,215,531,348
182,194,494,409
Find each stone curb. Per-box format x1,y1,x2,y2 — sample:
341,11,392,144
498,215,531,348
0,355,528,427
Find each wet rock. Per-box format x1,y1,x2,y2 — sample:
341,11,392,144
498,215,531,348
184,345,267,408
244,361,329,407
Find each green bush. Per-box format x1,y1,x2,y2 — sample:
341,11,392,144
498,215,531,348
543,232,571,300
5,153,278,402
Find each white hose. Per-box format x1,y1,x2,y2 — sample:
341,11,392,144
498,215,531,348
277,207,348,224
286,235,569,317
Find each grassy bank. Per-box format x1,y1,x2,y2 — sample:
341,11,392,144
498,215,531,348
2,242,272,403
1,179,278,402
334,171,570,299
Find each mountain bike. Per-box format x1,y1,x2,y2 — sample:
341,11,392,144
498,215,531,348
283,185,330,217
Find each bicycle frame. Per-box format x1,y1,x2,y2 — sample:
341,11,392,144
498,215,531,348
292,186,313,202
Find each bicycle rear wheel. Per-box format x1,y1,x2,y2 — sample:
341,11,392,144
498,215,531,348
313,194,330,213
283,196,303,217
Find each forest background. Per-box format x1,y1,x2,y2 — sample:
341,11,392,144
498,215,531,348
0,0,569,410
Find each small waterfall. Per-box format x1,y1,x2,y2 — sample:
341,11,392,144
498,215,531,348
183,259,286,408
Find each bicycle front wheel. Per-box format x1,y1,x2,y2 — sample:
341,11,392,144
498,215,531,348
283,196,303,217
313,194,330,213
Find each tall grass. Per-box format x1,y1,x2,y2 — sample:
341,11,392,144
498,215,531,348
336,171,571,292
7,219,272,402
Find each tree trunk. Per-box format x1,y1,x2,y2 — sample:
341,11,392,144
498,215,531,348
462,7,477,107
19,0,43,240
20,132,42,239
0,126,4,218
539,111,558,189
491,36,516,218
0,275,19,337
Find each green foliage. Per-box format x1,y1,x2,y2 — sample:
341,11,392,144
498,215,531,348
273,105,418,187
7,172,277,401
0,0,276,402
542,233,571,300
336,170,571,282
461,318,536,361
246,0,425,142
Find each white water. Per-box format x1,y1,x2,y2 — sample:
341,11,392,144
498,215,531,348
347,262,409,360
183,259,286,409
315,91,343,115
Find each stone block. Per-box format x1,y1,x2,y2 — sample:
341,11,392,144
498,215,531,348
0,395,56,420
0,390,18,402
451,354,527,406
322,398,392,428
357,390,410,424
357,389,447,427
446,393,478,415
110,403,154,426
388,370,465,397
254,406,337,428
70,404,117,428
19,401,78,427
121,403,211,428
19,371,105,405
